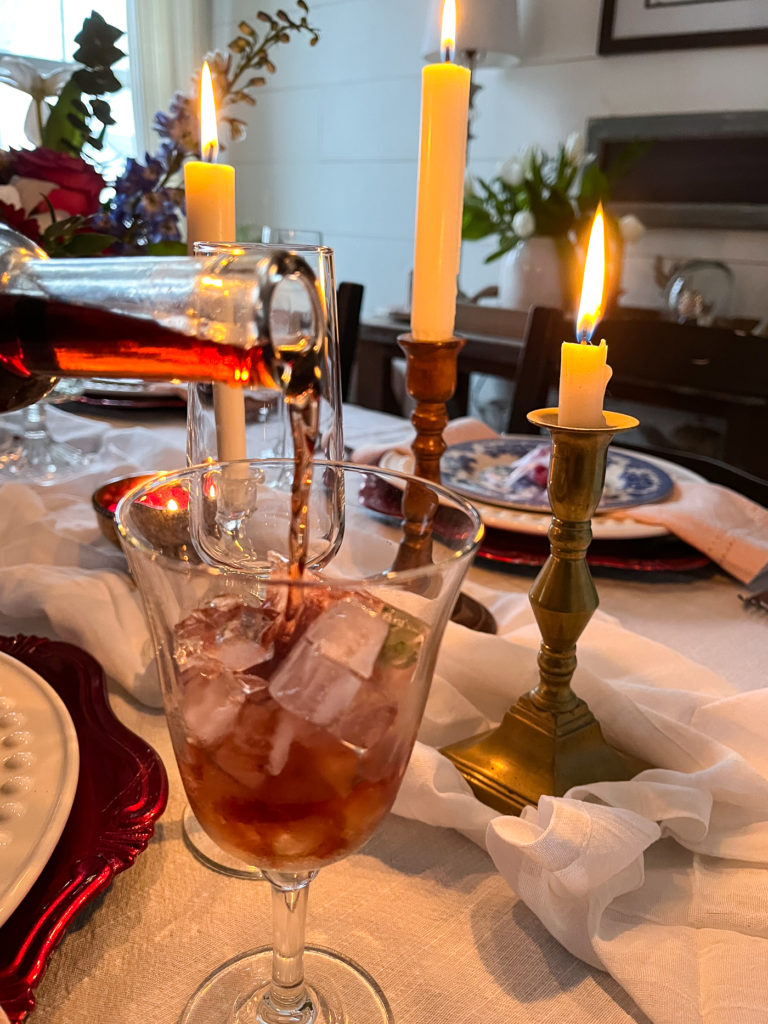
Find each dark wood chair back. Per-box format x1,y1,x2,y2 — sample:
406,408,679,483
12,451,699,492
336,282,364,402
507,306,768,500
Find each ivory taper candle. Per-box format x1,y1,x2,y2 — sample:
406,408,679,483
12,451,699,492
558,204,613,428
410,0,470,341
184,61,245,461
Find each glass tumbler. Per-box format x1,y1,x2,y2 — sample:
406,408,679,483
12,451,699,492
117,458,482,1024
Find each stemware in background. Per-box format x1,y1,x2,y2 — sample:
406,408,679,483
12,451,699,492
0,380,96,484
117,459,482,1024
260,227,323,246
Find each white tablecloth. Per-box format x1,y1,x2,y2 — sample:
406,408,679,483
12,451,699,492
1,404,766,1024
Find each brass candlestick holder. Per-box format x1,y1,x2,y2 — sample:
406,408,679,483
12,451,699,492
395,334,496,635
441,406,649,814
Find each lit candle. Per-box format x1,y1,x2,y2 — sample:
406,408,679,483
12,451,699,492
558,205,613,427
184,61,246,462
410,0,471,341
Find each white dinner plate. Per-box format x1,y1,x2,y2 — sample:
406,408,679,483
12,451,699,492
0,653,79,928
379,445,705,540
441,437,674,512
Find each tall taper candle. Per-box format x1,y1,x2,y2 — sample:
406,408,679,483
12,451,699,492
410,0,470,342
184,61,246,461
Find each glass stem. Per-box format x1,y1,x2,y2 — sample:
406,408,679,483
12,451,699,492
260,870,316,1022
22,402,48,443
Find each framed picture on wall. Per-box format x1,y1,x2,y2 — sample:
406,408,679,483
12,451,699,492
599,0,768,54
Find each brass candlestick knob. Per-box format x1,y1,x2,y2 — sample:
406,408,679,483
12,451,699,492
441,407,649,814
394,333,496,635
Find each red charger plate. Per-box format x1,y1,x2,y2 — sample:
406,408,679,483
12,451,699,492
359,472,712,576
0,635,168,1023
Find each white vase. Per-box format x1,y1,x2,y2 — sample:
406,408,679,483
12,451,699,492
469,238,571,431
498,236,569,311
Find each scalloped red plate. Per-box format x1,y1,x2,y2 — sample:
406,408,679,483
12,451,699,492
0,636,168,1023
359,472,712,576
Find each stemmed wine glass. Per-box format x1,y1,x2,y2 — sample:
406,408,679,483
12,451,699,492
0,379,94,484
184,241,343,878
117,458,482,1024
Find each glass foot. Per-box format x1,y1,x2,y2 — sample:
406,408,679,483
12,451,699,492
0,436,92,484
179,945,394,1024
182,804,265,880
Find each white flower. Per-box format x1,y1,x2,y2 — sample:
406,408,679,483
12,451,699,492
0,57,70,145
0,57,70,101
499,158,523,187
519,145,540,178
512,210,536,239
0,184,21,210
9,175,56,215
564,131,585,165
618,213,645,243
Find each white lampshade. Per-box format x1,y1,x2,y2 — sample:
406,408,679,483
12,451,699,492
423,0,520,67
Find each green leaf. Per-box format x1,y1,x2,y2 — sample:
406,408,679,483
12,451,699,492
59,232,115,256
576,163,609,212
146,241,188,256
90,98,115,127
72,66,122,95
462,205,496,240
72,11,124,69
484,239,516,263
42,78,87,154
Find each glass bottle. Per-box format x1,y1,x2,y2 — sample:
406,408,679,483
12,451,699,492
0,225,326,412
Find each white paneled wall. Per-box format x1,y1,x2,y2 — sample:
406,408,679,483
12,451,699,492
210,0,768,323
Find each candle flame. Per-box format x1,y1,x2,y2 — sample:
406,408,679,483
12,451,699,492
576,203,606,342
166,498,179,512
441,0,456,61
200,61,219,163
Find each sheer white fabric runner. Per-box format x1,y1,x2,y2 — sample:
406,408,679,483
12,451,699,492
394,582,768,1024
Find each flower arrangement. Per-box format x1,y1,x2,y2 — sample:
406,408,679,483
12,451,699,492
462,132,644,263
0,5,318,257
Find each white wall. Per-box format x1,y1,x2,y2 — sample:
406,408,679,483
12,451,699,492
210,0,768,324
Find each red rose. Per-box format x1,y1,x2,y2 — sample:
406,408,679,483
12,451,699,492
0,199,42,242
12,147,105,217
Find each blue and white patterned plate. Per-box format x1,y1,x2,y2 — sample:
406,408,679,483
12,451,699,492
442,437,674,513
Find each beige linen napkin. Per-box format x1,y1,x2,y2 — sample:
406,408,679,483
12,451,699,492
611,481,768,584
354,418,768,584
392,582,768,1024
0,416,187,706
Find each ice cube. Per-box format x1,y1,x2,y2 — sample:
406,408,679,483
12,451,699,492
267,709,297,776
178,656,248,748
174,595,277,671
269,640,363,726
305,598,389,678
334,695,397,752
212,694,276,788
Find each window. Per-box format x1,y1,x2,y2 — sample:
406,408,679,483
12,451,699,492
0,0,135,182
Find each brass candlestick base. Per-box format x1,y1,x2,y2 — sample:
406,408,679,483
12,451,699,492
395,334,496,636
442,407,649,814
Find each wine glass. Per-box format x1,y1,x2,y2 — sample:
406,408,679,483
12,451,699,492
0,379,94,484
184,241,344,876
260,227,323,246
117,458,482,1024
